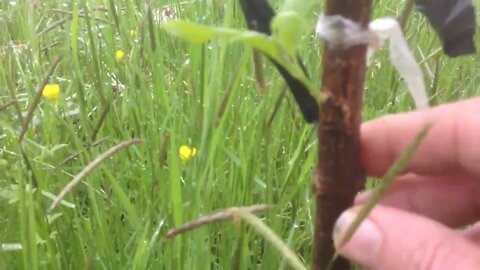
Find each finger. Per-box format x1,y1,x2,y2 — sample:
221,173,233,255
333,205,480,270
361,97,480,178
354,173,480,227
463,222,480,244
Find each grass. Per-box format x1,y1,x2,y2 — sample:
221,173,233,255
0,0,479,269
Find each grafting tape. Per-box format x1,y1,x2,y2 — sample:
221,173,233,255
316,15,430,109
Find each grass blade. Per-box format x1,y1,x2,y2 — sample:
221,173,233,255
330,124,432,267
47,139,143,213
166,204,271,239
19,55,62,142
236,209,307,270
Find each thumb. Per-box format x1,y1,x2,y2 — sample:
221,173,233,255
333,205,480,270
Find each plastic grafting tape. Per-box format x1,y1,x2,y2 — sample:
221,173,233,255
315,15,373,50
368,18,429,109
316,15,430,109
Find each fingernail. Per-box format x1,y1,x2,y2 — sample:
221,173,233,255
354,190,373,204
333,210,382,266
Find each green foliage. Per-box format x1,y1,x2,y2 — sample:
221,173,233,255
163,21,242,43
271,11,304,54
163,8,319,101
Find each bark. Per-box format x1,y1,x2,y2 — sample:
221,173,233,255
312,1,372,270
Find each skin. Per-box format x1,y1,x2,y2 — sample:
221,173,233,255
333,97,480,269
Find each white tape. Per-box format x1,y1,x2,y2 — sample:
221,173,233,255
316,16,430,109
316,15,372,50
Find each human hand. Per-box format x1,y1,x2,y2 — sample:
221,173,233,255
332,97,480,269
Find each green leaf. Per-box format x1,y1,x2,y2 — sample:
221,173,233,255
163,20,240,43
163,20,320,101
271,11,304,54
230,31,278,58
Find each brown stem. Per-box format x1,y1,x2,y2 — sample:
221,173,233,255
313,1,372,270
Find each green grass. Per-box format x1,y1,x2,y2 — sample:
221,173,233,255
0,0,479,269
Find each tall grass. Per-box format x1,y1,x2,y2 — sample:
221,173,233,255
0,0,479,269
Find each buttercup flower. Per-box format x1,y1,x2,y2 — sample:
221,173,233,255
179,145,197,162
115,50,125,61
42,84,60,102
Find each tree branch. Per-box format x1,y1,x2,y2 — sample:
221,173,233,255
313,1,372,269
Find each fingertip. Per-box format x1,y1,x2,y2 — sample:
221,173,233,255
333,209,382,267
353,190,372,205
334,205,480,270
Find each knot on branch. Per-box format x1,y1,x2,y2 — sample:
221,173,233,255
312,166,365,197
312,168,335,195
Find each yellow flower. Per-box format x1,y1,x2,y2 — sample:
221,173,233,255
130,30,137,37
115,50,125,61
179,145,197,162
42,84,60,102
